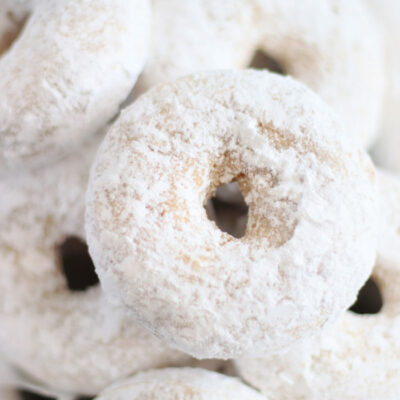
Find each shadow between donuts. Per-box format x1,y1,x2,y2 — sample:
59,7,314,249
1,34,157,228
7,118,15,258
18,390,54,400
0,11,29,57
58,236,99,292
348,277,383,315
248,50,285,75
18,390,93,400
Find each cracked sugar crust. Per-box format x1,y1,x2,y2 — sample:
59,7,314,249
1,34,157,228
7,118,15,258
86,70,379,359
0,0,150,175
95,368,266,400
0,135,191,396
368,0,400,173
136,0,384,147
235,169,400,400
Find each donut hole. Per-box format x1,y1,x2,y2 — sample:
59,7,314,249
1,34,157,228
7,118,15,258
248,50,285,75
18,390,55,400
205,182,248,238
0,12,28,57
349,277,383,315
59,236,99,292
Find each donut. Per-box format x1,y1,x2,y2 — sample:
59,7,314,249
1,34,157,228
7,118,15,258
94,368,266,400
135,0,384,147
86,70,378,359
234,169,400,400
0,136,191,396
0,0,150,174
368,0,400,173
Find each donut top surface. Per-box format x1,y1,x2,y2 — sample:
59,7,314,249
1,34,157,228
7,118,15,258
86,70,378,359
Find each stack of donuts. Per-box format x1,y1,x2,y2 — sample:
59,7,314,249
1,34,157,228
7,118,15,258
1,1,399,399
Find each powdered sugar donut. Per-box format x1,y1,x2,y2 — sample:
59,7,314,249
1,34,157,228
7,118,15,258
0,136,190,396
136,0,383,147
95,368,265,400
0,0,150,174
86,70,378,359
368,0,400,173
234,169,400,400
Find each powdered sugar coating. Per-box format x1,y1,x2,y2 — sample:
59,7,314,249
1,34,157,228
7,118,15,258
369,0,400,173
137,0,383,147
235,169,400,400
0,0,150,174
0,136,190,396
86,70,378,359
95,368,266,400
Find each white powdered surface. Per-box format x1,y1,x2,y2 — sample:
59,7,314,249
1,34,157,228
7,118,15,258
137,0,383,147
0,0,150,174
86,70,378,359
0,135,191,396
235,169,400,400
